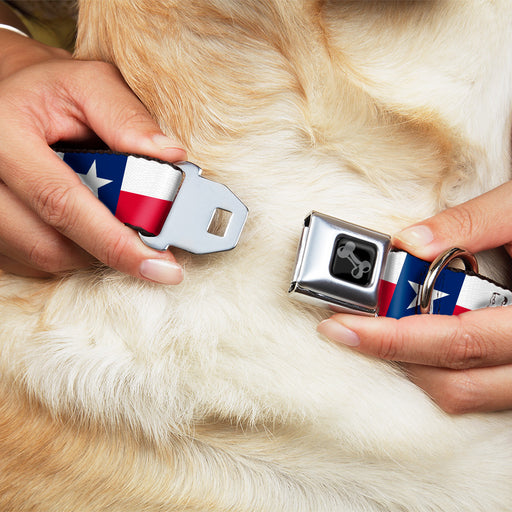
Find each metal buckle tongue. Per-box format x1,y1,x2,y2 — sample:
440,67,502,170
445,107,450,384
139,161,248,254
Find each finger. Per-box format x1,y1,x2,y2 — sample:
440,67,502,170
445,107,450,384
392,180,512,260
404,363,512,414
0,59,185,283
0,139,184,284
0,183,93,272
52,61,187,162
317,307,512,369
0,254,52,278
1,58,186,165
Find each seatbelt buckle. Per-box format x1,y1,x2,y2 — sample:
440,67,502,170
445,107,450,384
289,211,391,316
140,161,248,254
290,212,512,318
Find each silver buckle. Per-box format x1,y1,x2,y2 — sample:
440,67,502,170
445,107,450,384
289,212,391,316
139,162,248,254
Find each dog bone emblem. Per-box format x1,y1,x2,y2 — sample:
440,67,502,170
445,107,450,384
336,240,372,280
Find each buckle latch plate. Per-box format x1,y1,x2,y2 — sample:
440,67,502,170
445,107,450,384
140,162,248,254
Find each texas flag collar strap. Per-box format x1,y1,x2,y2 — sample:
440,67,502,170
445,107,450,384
289,211,512,319
56,149,248,254
378,249,511,318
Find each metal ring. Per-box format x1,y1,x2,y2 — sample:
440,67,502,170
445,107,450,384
419,247,478,314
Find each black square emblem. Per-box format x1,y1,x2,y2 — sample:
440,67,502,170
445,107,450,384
330,236,377,286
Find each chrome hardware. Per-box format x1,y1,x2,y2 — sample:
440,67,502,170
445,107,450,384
419,247,478,314
289,212,391,316
140,162,248,254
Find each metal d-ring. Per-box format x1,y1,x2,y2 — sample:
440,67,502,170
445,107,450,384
419,247,479,314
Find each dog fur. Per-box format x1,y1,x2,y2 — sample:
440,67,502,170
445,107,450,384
1,0,512,510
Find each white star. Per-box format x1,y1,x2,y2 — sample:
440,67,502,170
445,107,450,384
78,160,113,197
407,280,448,310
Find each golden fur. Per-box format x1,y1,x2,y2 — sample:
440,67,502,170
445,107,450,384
1,1,512,510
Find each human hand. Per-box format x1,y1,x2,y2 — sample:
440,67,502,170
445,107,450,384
0,29,187,282
318,181,512,414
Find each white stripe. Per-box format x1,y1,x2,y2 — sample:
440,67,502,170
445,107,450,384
381,251,407,284
456,275,512,310
121,156,182,200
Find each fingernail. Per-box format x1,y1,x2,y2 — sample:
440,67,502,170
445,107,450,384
394,225,434,248
152,134,186,154
139,259,183,285
317,319,360,347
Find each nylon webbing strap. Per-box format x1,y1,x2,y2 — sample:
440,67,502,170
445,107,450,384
56,150,182,236
56,149,249,254
378,250,512,318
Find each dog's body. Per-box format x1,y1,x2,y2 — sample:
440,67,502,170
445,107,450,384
1,1,512,510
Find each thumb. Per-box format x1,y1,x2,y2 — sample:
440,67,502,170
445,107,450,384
68,61,187,163
392,180,512,260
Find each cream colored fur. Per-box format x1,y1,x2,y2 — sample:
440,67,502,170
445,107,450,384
1,1,512,510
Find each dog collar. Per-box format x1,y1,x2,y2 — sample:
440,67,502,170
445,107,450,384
289,211,512,318
56,149,248,254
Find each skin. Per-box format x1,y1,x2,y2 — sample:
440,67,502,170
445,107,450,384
318,180,512,414
0,8,186,283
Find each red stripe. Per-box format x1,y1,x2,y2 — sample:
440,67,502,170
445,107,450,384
453,305,470,315
377,280,396,316
115,190,172,235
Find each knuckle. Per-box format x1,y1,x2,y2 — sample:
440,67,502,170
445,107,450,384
110,107,156,150
92,60,118,75
62,61,121,100
376,336,398,360
442,204,477,240
435,371,482,415
375,325,403,360
116,106,152,131
443,319,487,369
33,182,78,232
102,233,132,270
77,60,119,81
27,240,65,273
